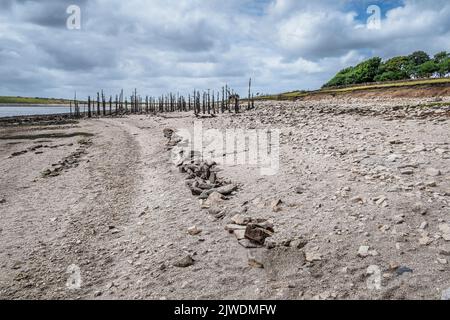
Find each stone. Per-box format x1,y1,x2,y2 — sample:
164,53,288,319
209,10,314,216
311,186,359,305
201,192,224,209
230,214,251,226
271,199,283,212
393,214,405,224
173,255,195,268
238,239,260,249
245,223,274,244
94,291,102,297
437,258,448,265
290,238,308,249
294,186,306,194
187,226,202,236
396,266,413,276
358,245,378,257
438,224,450,241
305,251,322,262
233,229,246,240
425,168,441,177
216,184,237,196
419,235,433,246
387,154,401,162
439,245,450,256
0,198,5,204
400,169,414,175
225,224,247,232
419,221,428,230
412,203,428,215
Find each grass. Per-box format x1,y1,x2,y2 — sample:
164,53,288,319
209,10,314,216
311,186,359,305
259,78,450,101
0,96,72,105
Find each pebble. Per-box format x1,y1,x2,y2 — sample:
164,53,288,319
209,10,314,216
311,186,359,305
358,245,378,257
305,251,322,262
419,221,428,230
438,224,450,241
173,255,195,268
187,226,202,236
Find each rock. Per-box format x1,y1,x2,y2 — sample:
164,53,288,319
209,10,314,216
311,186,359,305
438,224,450,241
442,288,450,300
290,238,308,249
393,214,405,224
419,234,433,246
245,223,274,245
437,258,448,265
233,229,246,240
400,169,414,175
294,186,306,194
271,199,283,212
358,245,378,258
201,192,225,209
93,291,102,297
351,196,364,204
190,187,203,196
387,154,402,162
396,266,413,276
0,198,5,204
173,255,195,268
439,245,450,256
230,214,251,226
225,224,247,232
216,184,237,196
425,168,441,177
419,221,428,230
412,203,428,215
187,226,202,236
305,251,322,262
238,239,260,249
426,181,437,187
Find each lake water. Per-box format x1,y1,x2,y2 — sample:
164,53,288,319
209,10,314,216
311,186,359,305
0,105,73,118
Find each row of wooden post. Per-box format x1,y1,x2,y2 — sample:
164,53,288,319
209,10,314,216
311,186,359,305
69,80,255,118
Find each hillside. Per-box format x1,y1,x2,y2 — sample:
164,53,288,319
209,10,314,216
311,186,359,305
0,96,72,105
260,78,450,101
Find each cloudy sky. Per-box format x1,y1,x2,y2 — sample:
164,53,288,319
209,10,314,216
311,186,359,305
1,0,450,99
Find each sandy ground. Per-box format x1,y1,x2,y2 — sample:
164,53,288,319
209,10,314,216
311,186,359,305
0,96,449,300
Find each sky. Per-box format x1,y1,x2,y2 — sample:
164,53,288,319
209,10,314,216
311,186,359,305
1,0,450,99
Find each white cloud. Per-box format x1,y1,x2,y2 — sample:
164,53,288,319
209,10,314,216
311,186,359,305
0,0,450,98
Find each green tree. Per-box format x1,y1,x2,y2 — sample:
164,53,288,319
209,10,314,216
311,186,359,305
408,51,430,66
417,60,438,78
434,51,450,64
438,58,450,77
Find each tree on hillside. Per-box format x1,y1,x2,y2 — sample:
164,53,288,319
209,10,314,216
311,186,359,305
438,58,450,77
434,51,450,64
417,60,439,78
323,51,448,88
323,57,381,87
374,56,410,81
408,51,430,66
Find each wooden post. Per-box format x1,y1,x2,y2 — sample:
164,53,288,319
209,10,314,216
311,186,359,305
88,96,92,118
248,78,252,110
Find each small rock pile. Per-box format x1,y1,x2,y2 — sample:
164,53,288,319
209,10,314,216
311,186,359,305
177,157,238,203
225,214,275,249
41,139,92,178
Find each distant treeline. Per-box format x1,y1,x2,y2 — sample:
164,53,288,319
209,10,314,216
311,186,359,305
323,51,450,88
